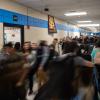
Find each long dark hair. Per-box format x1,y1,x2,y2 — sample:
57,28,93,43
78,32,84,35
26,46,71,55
63,40,79,54
14,42,21,51
34,55,77,100
39,40,47,47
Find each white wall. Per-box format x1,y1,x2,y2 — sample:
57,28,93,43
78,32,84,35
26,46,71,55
25,26,69,44
24,26,53,44
0,23,3,48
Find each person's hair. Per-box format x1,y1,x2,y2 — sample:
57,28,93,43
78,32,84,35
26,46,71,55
32,43,37,45
3,42,13,48
63,40,79,54
49,44,55,49
54,38,58,41
14,42,21,51
39,40,47,46
95,40,100,48
24,41,31,44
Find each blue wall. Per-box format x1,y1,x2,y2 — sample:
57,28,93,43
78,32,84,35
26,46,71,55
0,9,80,32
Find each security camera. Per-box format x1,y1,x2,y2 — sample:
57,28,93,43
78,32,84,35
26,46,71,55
44,8,49,12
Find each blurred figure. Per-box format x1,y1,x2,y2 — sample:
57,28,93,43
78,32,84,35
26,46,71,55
31,43,38,65
62,37,73,54
14,42,21,52
22,42,31,55
36,40,50,89
3,42,14,54
77,44,92,61
0,42,30,100
91,40,100,97
93,42,100,64
28,43,38,95
52,38,59,54
49,44,59,60
31,43,37,50
22,42,37,95
91,40,100,61
84,36,89,44
34,40,94,100
63,40,79,54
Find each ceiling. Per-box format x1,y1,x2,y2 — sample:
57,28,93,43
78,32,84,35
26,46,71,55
13,0,100,30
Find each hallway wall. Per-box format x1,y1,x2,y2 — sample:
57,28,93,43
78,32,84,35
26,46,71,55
0,0,80,47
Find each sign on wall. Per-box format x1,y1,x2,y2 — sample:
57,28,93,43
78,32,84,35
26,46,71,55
13,15,18,22
48,15,57,33
4,27,21,44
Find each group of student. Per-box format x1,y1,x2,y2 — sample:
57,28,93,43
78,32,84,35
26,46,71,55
0,39,59,100
0,36,100,100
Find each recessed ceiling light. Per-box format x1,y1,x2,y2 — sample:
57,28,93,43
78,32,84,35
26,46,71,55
78,24,100,27
77,21,92,23
64,12,87,16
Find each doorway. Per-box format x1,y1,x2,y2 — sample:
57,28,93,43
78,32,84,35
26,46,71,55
3,23,24,47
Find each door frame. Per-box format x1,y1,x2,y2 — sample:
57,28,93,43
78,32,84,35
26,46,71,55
3,23,24,47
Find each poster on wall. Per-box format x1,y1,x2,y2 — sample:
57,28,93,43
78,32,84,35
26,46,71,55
48,15,57,34
4,27,21,44
13,15,18,22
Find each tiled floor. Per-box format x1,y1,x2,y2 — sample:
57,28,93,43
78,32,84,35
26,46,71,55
26,82,38,100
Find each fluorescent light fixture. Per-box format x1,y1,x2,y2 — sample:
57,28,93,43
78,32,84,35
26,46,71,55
77,21,92,23
64,12,87,16
78,24,100,27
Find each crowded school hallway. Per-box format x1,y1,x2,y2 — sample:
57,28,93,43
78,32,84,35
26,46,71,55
0,0,100,100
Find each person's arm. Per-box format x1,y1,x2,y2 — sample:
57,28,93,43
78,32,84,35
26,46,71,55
16,67,30,87
16,57,31,87
74,57,93,68
84,60,93,67
38,47,50,70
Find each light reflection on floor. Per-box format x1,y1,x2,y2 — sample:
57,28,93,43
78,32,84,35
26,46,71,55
26,81,38,100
